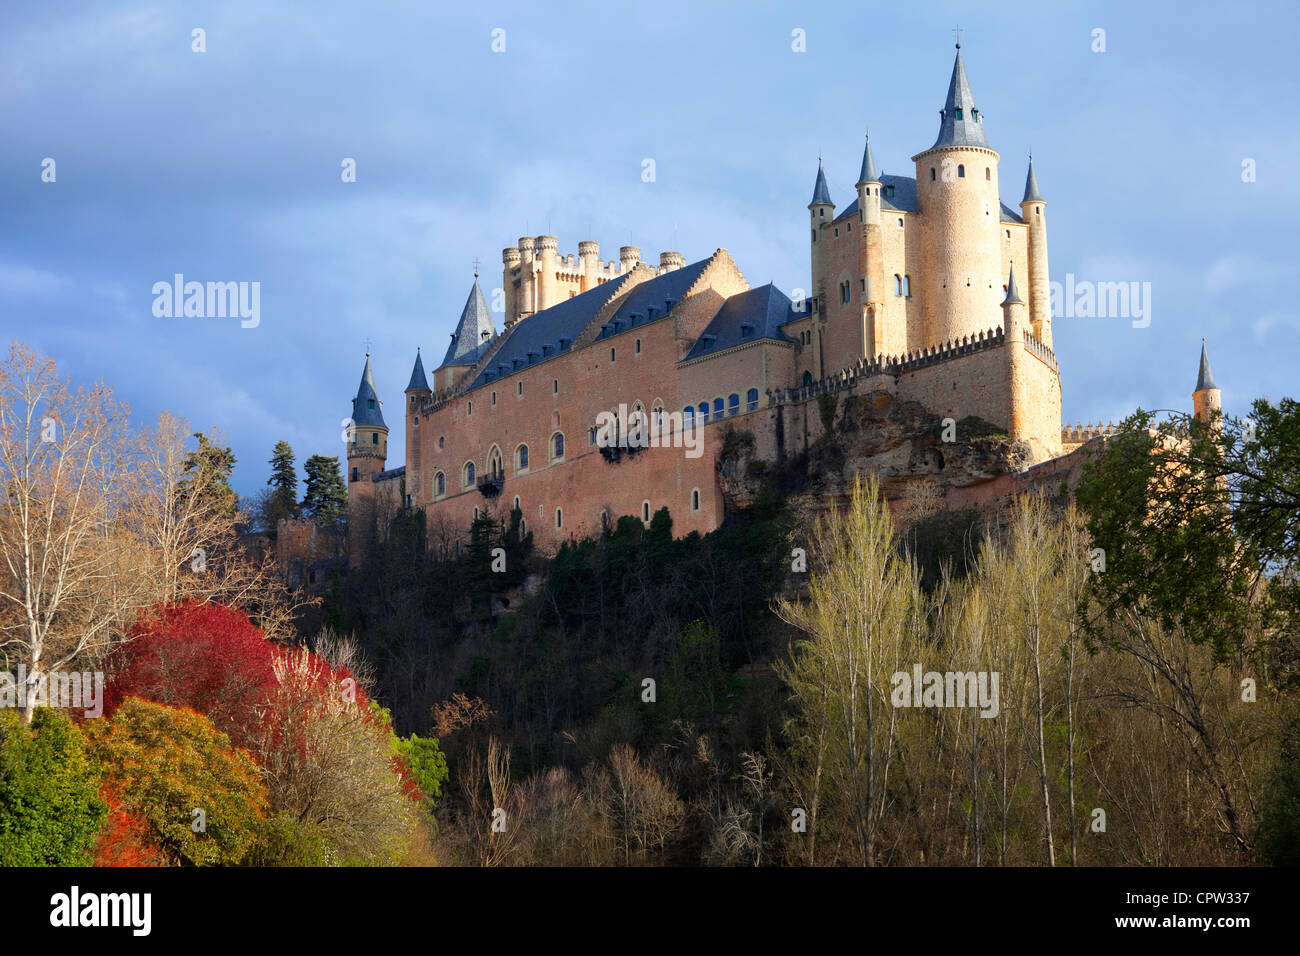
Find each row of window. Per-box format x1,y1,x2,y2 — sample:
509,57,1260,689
431,433,565,499
464,490,704,535
682,389,760,426
928,164,992,181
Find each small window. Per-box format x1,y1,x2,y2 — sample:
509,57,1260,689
414,415,419,425
467,402,472,416
894,274,903,295
972,109,979,122
699,402,709,424
351,467,358,482
957,164,965,178
552,432,564,459
367,399,375,409
1036,208,1041,216
464,461,475,486
930,168,936,181
691,489,700,512
435,472,445,497
728,393,740,416
601,509,610,530
517,381,523,396
371,433,378,445
811,229,816,241
491,390,497,406
635,338,641,355
439,436,445,449
747,388,758,412
610,347,616,363
474,507,479,519
886,184,895,198
517,444,529,471
553,379,559,394
834,227,839,238
954,108,962,120
898,218,904,228
713,397,724,420
642,500,651,522
903,275,911,297
555,508,563,529
1006,230,1011,238
513,495,520,510
985,167,991,181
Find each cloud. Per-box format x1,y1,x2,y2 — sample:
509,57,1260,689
1204,254,1292,295
0,262,72,297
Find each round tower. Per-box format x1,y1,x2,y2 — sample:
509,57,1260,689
517,237,535,316
808,158,834,316
502,246,521,322
535,235,558,313
404,348,430,504
619,245,641,273
659,250,685,272
855,134,888,358
347,353,389,506
578,240,600,291
1193,340,1222,425
1019,156,1051,347
913,44,1003,350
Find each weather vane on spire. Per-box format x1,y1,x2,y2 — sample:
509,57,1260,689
364,337,372,357
472,257,480,278
953,25,963,48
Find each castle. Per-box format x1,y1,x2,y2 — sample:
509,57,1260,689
341,45,1223,551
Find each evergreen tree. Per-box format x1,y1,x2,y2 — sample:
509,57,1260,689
180,431,238,519
301,455,348,527
264,440,299,537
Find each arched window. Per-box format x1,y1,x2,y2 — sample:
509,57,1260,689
642,500,651,522
438,436,444,449
747,388,759,412
684,406,695,429
713,397,724,420
957,164,965,178
551,432,565,460
803,371,814,387
516,444,529,472
699,401,709,424
601,509,610,530
903,275,911,296
894,274,903,295
463,461,475,487
728,393,740,416
691,488,700,512
487,445,503,479
434,471,445,498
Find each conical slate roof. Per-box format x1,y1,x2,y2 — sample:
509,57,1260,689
856,134,880,186
440,279,496,368
809,160,833,207
1196,341,1218,392
1002,266,1024,305
929,45,991,150
1022,156,1044,203
406,348,430,391
351,355,386,427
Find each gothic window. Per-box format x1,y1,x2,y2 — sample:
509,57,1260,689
463,461,475,487
551,432,565,460
487,446,503,478
516,444,529,471
747,388,759,412
435,472,445,498
439,436,445,449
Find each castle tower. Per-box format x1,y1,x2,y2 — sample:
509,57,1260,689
436,275,496,390
1193,340,1222,424
502,246,521,323
855,133,888,358
517,236,536,321
404,348,430,501
1019,155,1051,347
913,44,1003,350
579,240,601,291
619,245,642,274
535,235,559,313
808,158,833,314
347,352,389,503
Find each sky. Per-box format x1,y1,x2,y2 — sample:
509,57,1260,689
3,0,1297,497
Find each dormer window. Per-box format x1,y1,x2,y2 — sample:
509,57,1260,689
367,399,375,409
740,324,754,338
886,184,895,199
954,108,963,120
972,109,979,121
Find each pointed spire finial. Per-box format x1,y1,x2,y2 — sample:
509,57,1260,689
1196,340,1218,392
1002,265,1024,305
1023,154,1044,203
928,40,990,150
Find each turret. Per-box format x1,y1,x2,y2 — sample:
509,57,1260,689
1193,340,1222,425
502,246,521,322
347,353,389,498
1019,155,1051,347
619,245,642,274
535,235,558,313
579,240,601,291
808,158,834,317
404,349,430,497
913,43,1003,349
438,276,496,389
855,134,888,357
659,250,685,272
1000,264,1027,333
517,237,536,319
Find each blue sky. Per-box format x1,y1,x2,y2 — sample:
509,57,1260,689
4,0,1297,497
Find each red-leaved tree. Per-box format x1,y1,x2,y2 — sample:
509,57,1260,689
105,600,278,751
93,784,164,867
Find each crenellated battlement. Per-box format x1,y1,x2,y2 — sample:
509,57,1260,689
1061,421,1118,445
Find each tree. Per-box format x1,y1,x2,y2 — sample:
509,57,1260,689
264,441,300,539
104,600,279,751
0,708,106,865
301,454,348,527
180,431,238,521
0,343,145,721
84,697,267,866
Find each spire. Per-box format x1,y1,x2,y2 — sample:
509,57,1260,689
929,44,991,150
1022,154,1044,203
809,158,833,208
1002,265,1024,305
440,278,496,368
856,133,880,186
1195,339,1218,392
406,348,429,392
351,354,386,427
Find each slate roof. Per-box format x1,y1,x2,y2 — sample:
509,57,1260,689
1023,156,1044,203
1196,342,1218,391
406,349,430,391
1002,265,1023,305
682,283,797,361
929,45,991,150
856,135,880,186
373,465,405,483
810,161,833,207
440,279,496,368
351,356,386,427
